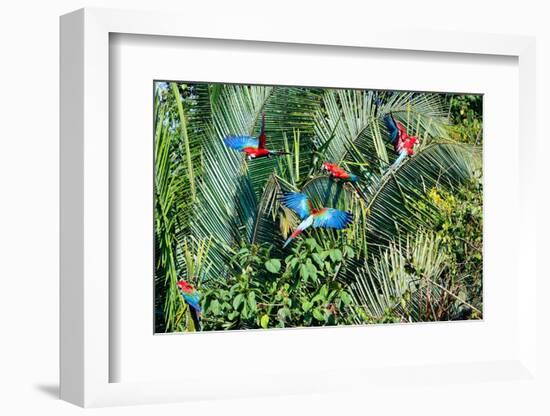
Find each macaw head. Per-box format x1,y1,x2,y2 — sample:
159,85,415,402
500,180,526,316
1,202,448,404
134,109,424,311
176,280,194,293
321,162,334,172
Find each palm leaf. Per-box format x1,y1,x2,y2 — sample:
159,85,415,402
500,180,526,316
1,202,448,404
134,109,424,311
361,142,481,246
314,89,450,175
348,230,481,323
213,84,320,193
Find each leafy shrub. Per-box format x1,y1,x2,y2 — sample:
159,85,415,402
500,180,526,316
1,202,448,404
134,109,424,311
447,94,483,144
428,177,483,315
201,239,356,330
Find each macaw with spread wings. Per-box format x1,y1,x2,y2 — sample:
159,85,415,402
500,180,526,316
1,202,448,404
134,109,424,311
384,113,419,167
280,192,353,248
223,113,289,160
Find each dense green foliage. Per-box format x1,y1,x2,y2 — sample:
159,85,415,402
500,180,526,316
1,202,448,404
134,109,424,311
154,82,483,332
200,239,356,330
447,94,483,144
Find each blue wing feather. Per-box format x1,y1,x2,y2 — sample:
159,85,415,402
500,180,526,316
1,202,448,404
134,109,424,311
223,135,259,151
280,192,312,220
182,292,201,313
384,114,399,144
313,208,353,229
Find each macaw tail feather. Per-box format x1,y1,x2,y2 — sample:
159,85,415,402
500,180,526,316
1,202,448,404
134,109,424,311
189,307,201,331
391,151,408,169
283,229,303,248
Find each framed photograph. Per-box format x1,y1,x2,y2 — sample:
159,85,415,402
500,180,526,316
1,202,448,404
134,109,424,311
60,8,538,408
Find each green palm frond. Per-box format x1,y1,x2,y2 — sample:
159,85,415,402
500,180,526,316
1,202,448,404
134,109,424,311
154,98,186,332
185,85,320,282
361,142,481,246
191,135,258,281
348,231,462,323
314,90,450,175
212,85,320,194
250,174,284,247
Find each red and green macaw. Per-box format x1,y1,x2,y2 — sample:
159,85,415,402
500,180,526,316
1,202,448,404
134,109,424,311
281,192,353,248
176,280,201,331
223,113,289,160
384,113,419,167
321,162,358,183
321,161,368,202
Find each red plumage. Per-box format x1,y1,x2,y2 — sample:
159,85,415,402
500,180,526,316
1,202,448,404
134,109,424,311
321,162,358,183
323,162,350,179
223,112,288,160
394,122,418,156
242,147,270,158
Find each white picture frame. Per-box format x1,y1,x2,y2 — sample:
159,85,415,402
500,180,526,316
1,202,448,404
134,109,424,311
60,7,538,408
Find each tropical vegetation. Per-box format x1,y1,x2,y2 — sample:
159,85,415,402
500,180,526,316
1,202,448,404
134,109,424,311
154,81,483,332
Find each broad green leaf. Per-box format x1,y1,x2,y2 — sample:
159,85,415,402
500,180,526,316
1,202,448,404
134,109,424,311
299,264,309,280
302,300,312,312
248,292,257,311
265,259,281,274
340,291,352,306
277,307,291,322
329,249,343,262
232,293,245,310
313,308,325,321
210,299,221,315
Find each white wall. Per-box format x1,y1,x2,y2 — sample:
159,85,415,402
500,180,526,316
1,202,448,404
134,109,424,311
1,1,548,415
